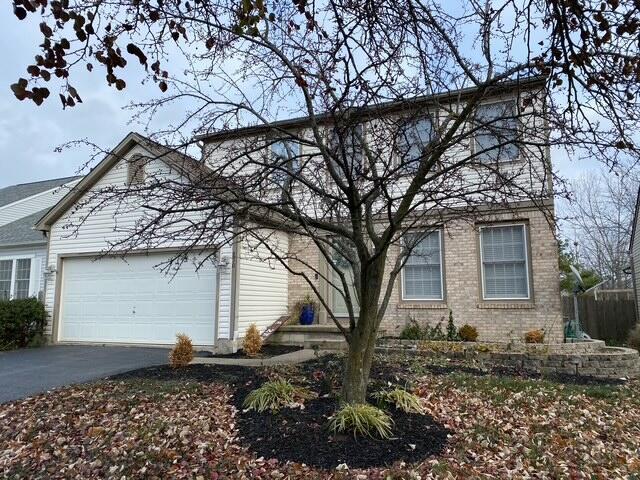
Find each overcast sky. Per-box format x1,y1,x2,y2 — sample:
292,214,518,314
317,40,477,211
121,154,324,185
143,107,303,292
0,5,598,190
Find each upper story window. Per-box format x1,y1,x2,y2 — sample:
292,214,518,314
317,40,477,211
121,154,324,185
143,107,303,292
396,116,435,172
402,230,443,301
271,139,302,182
127,155,146,185
474,100,519,162
0,257,32,301
329,124,364,174
479,224,530,300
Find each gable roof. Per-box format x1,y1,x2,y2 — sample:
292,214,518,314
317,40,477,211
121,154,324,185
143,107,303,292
0,176,81,210
0,209,49,248
195,75,547,143
35,132,209,232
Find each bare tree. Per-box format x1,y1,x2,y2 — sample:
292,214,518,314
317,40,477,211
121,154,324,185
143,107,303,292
9,0,640,403
563,168,638,286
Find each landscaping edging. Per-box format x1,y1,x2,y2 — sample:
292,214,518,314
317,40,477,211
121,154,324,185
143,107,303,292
377,339,640,380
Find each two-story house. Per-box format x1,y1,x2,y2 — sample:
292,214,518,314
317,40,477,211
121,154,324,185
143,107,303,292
35,78,563,350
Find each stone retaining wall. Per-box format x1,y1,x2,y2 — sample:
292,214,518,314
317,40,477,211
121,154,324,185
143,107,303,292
377,339,640,380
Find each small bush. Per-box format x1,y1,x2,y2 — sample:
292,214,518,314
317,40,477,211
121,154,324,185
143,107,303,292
446,310,459,341
400,317,448,341
399,317,424,340
169,333,194,368
524,329,545,344
243,379,311,412
0,298,47,350
243,323,263,356
373,387,424,414
329,403,393,439
458,324,479,342
627,324,640,351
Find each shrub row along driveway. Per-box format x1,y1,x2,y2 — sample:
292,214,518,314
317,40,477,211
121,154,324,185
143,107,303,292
0,345,168,403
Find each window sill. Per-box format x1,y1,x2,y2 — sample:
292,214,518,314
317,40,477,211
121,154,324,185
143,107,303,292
476,302,535,309
397,303,448,310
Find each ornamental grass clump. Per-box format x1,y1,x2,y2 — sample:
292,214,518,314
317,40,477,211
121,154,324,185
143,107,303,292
243,379,312,412
169,333,194,368
329,403,394,439
373,387,425,414
243,323,263,356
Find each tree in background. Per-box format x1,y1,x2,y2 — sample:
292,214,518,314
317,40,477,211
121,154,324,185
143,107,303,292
563,169,638,287
558,239,600,293
8,0,640,404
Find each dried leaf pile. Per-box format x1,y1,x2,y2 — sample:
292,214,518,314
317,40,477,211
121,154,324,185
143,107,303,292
1,356,639,479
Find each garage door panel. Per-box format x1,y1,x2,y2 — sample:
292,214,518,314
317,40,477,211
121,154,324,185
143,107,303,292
59,253,216,346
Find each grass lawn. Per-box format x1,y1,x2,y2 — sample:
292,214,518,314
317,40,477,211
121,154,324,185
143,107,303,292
1,353,639,479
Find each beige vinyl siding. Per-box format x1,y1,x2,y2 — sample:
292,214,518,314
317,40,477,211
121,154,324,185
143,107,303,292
43,145,233,338
0,180,80,227
235,230,289,339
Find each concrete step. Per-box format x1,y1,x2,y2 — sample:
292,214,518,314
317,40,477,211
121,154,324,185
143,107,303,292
267,324,347,349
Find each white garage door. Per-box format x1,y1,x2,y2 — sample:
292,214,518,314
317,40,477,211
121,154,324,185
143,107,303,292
58,253,217,346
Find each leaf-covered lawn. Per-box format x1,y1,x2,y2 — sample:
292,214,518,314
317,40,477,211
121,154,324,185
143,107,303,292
1,355,639,479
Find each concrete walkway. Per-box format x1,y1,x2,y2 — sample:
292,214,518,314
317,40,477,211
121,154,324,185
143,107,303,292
191,348,330,366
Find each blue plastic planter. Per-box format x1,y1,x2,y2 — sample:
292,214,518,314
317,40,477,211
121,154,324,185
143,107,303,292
299,305,315,325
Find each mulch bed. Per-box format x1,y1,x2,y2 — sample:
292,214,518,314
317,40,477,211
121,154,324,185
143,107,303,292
233,381,449,469
203,344,303,359
113,355,450,469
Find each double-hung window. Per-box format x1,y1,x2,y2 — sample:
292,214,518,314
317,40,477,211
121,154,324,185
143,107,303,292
474,100,519,162
0,258,32,301
271,139,301,182
480,224,530,300
329,124,364,175
396,116,434,172
401,231,443,301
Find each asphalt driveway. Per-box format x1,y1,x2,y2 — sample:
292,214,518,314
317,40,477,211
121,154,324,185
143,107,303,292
0,345,169,404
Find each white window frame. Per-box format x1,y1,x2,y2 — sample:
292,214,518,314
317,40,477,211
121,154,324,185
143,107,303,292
472,98,521,163
479,223,531,301
328,124,365,173
395,113,437,171
400,230,445,301
270,138,303,181
0,255,36,301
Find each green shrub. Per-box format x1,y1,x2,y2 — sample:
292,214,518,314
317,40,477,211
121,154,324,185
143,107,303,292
399,317,424,340
0,298,47,350
458,324,479,342
400,317,451,341
627,324,640,351
373,387,424,414
446,310,459,341
243,379,311,412
329,403,393,439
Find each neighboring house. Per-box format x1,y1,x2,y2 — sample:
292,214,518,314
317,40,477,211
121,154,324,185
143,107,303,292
0,176,81,302
35,80,563,351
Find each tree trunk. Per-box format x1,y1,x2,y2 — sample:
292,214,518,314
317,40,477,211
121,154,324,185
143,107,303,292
341,333,375,403
340,258,385,404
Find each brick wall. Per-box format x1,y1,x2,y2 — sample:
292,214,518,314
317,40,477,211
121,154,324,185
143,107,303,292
287,205,564,343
